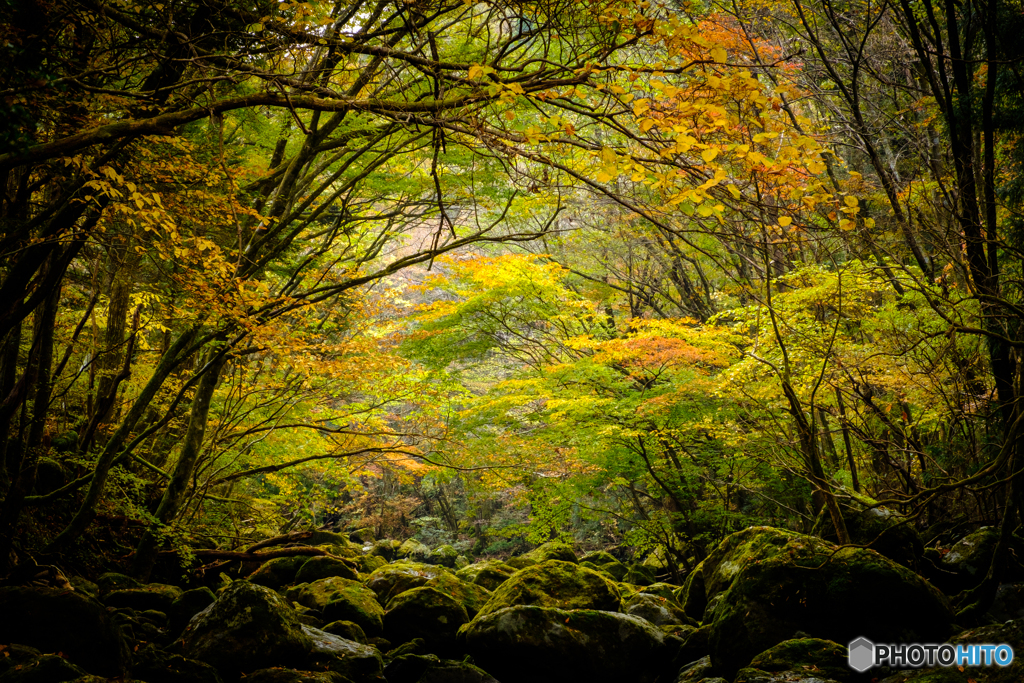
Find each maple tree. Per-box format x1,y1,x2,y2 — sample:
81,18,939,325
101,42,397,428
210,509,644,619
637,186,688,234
0,0,1021,620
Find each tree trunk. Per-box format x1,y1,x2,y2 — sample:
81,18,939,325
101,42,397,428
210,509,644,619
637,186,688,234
133,351,227,579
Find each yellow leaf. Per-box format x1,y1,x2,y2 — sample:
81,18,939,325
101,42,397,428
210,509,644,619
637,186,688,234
778,216,792,227
701,148,719,163
710,47,727,63
844,195,859,207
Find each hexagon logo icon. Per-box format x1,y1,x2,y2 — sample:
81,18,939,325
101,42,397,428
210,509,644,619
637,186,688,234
848,637,875,672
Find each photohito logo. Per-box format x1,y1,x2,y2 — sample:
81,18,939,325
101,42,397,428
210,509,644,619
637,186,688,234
848,637,1014,671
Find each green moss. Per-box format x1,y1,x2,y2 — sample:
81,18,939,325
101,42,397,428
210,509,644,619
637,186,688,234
422,572,492,617
456,561,516,591
476,560,620,618
383,586,469,650
521,541,578,564
364,562,451,606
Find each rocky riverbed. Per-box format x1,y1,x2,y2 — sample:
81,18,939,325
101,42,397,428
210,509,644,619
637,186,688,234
2,524,1022,683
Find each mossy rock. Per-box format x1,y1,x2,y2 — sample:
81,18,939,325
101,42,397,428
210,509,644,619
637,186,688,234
295,557,358,583
364,562,451,606
520,541,578,564
578,560,616,581
181,581,382,679
249,556,310,590
0,586,131,677
33,457,66,495
681,527,804,621
422,572,492,618
396,539,431,562
0,652,88,683
455,561,516,591
321,620,367,644
95,572,142,593
289,577,384,636
476,559,620,618
623,565,656,586
812,499,923,570
349,528,375,544
103,583,183,614
642,582,679,602
460,605,674,683
579,550,618,565
168,587,217,635
675,655,714,683
355,554,387,575
425,545,459,568
368,540,401,562
621,592,693,627
504,556,537,570
708,532,954,679
132,643,224,683
383,586,469,652
69,576,99,599
244,669,352,683
181,581,312,674
745,638,852,683
386,656,498,683
939,527,1000,592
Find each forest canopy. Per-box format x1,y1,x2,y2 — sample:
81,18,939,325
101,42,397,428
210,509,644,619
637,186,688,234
1,0,1023,619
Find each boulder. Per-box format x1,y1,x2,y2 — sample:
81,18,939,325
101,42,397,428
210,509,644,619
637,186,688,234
383,586,470,651
131,643,224,683
302,626,384,681
987,583,1024,622
103,583,183,613
476,560,620,618
68,577,99,599
876,618,1024,683
181,581,382,679
940,527,1000,592
579,551,627,581
95,572,141,593
368,540,400,562
461,606,674,683
455,561,516,591
349,528,375,544
812,496,923,569
321,620,367,644
294,556,359,583
622,592,693,627
737,638,852,683
675,655,714,683
364,563,450,606
0,586,130,677
520,541,577,564
643,582,681,602
288,577,384,636
422,572,492,617
249,556,310,590
167,587,217,635
396,539,431,562
384,654,498,683
623,565,657,586
504,556,537,570
425,545,459,568
681,527,804,621
0,650,87,683
355,555,387,575
707,530,954,678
